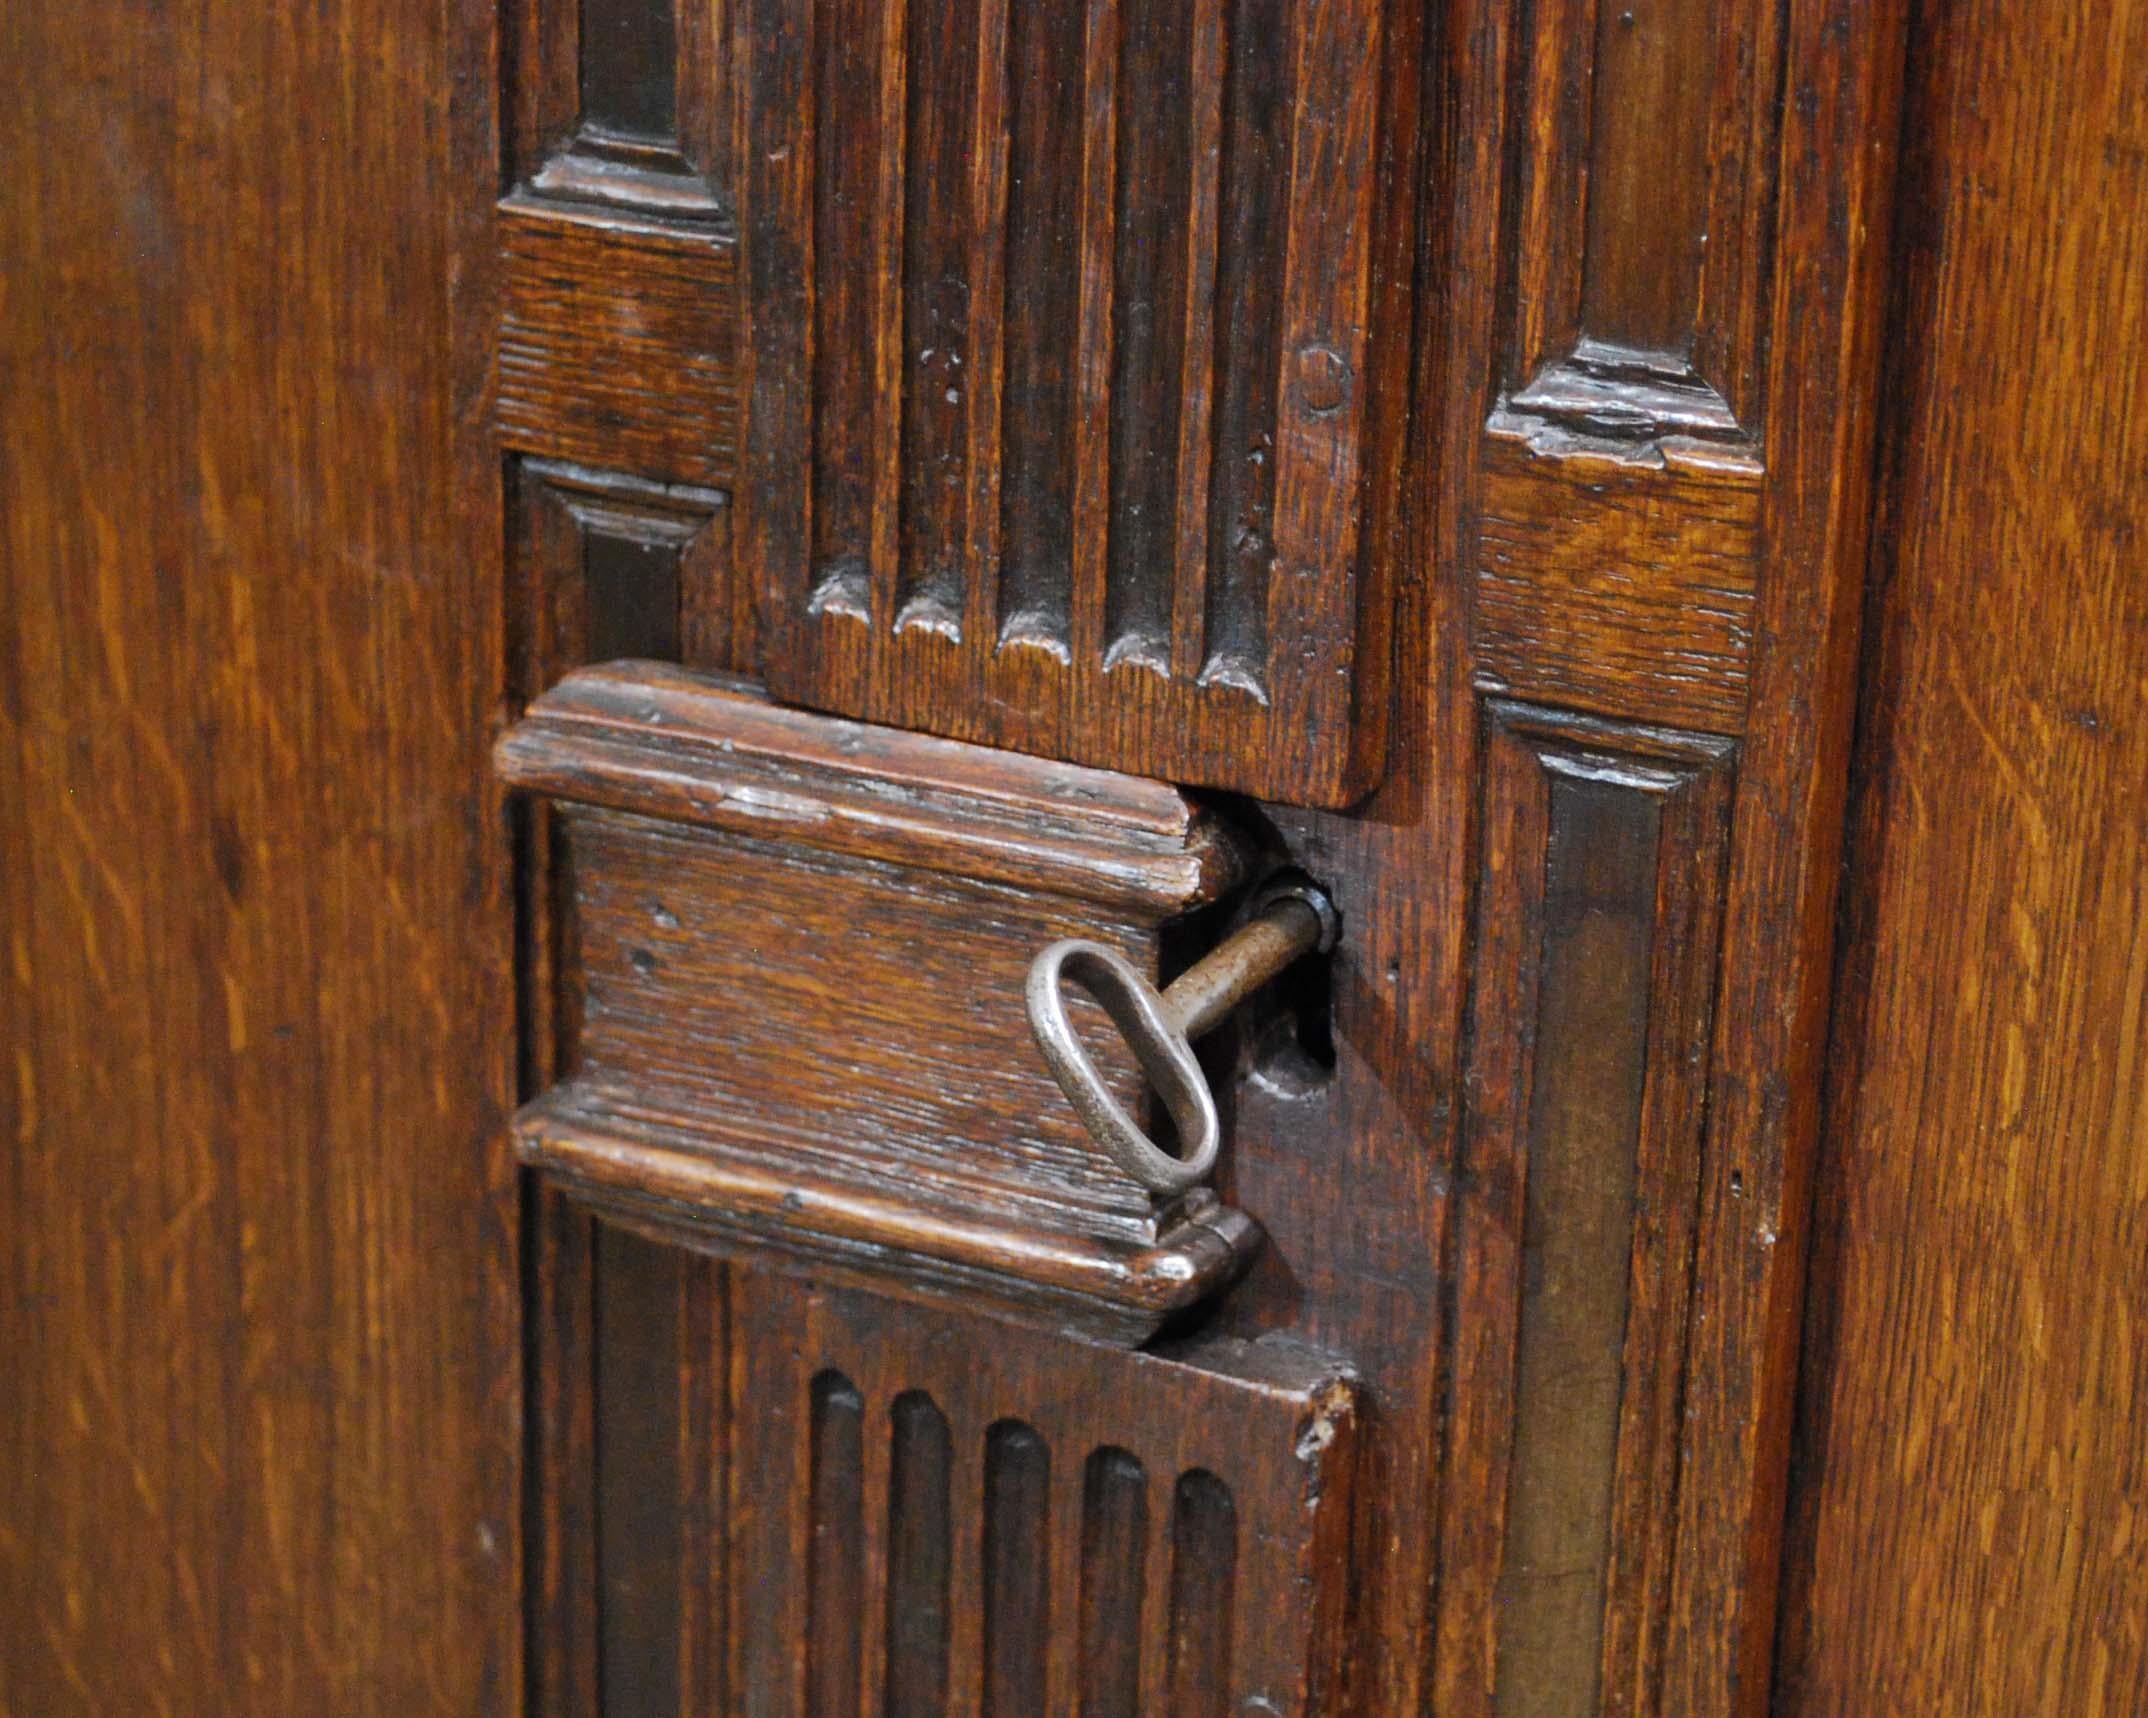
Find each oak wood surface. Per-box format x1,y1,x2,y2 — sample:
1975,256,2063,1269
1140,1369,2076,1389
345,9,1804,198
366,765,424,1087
1475,421,1761,732
1427,0,1908,1709
1649,0,1908,1705
25,0,2141,1706
1437,705,1736,1715
501,666,1262,1341
728,1274,1361,1713
498,203,739,488
735,0,1422,807
505,0,732,217
488,5,1885,1687
1775,0,2148,1707
0,0,518,1707
1503,0,1782,437
504,467,750,1718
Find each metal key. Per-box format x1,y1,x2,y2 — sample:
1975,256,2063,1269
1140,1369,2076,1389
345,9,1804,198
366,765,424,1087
1025,879,1339,1195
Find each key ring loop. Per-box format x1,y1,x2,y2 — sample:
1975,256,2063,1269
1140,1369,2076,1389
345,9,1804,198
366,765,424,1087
1024,939,1221,1195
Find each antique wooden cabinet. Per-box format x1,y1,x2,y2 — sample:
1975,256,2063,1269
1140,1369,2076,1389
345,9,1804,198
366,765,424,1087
480,0,1904,1707
5,0,2143,1712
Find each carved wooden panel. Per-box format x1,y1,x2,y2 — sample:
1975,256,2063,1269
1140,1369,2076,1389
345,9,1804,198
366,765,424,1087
1474,0,1787,735
1437,703,1734,1714
505,459,744,1718
474,0,1910,1711
497,0,740,489
1503,0,1782,440
494,0,754,1657
499,662,1262,1342
736,0,1425,807
495,10,752,1685
509,458,739,694
731,1275,1359,1713
504,0,730,215
1454,44,1805,1695
1432,0,1908,1702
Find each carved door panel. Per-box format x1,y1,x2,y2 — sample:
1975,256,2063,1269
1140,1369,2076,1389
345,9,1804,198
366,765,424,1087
18,0,2148,1706
487,0,1904,1713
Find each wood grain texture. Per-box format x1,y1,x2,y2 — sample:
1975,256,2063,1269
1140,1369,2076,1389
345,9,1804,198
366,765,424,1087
500,664,1260,1340
1475,417,1761,732
1435,705,1734,1716
736,0,1422,807
1434,0,1911,1708
729,1275,1360,1713
505,459,745,1718
497,200,739,488
505,0,732,216
1503,0,1783,435
1775,0,2148,1708
1654,0,1910,1703
0,0,519,1705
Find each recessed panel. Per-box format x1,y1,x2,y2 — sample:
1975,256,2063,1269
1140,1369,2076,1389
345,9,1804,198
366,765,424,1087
731,1277,1359,1713
738,0,1425,806
1440,703,1736,1714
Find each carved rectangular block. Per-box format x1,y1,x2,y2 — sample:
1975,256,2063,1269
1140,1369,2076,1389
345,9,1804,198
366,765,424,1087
736,0,1424,807
731,1274,1359,1713
497,662,1260,1341
1475,414,1761,732
498,203,738,488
